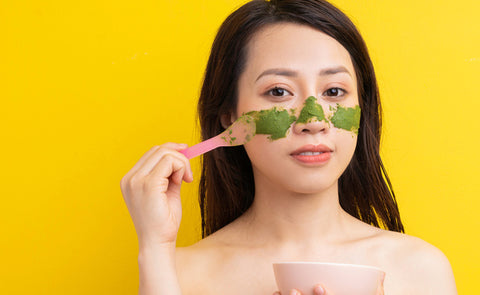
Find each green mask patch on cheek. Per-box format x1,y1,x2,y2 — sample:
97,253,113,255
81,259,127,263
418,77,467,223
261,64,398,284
246,108,296,140
330,105,361,134
296,96,326,124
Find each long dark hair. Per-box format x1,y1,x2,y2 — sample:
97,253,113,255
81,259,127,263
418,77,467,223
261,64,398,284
197,0,404,237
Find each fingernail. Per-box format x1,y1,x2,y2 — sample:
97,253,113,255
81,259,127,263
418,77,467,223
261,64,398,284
314,285,325,295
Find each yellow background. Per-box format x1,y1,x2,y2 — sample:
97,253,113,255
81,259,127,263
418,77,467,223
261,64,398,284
1,0,478,293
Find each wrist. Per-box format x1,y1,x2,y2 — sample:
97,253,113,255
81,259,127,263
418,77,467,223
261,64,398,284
137,242,181,295
138,236,176,252
138,241,176,263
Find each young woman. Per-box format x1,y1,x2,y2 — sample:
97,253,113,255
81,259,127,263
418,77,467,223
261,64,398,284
120,1,457,294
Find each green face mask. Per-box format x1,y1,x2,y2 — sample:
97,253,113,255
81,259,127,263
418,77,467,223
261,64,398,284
296,96,327,124
330,104,361,135
243,96,361,140
245,108,297,140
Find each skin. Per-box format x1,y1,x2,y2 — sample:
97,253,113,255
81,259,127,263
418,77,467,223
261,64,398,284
120,23,457,295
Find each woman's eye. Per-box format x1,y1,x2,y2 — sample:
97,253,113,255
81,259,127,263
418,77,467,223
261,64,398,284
323,87,346,98
267,87,292,97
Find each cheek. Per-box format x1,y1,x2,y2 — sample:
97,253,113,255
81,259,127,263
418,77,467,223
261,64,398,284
334,130,358,163
244,136,273,157
243,136,284,168
235,97,265,119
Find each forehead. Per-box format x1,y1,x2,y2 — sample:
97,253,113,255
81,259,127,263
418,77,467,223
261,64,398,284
243,23,356,79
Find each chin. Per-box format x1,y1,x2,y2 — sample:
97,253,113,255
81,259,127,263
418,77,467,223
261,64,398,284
280,177,339,195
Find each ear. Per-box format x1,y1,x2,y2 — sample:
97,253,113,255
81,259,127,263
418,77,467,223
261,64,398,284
220,112,237,129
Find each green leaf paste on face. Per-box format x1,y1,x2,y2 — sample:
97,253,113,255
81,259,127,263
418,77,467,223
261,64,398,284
296,96,326,124
246,108,296,140
221,114,256,145
330,104,361,134
241,97,361,142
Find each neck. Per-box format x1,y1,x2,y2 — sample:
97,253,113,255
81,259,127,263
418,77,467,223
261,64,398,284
237,176,354,249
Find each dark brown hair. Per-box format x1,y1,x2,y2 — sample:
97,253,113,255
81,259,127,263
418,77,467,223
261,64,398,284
197,0,404,237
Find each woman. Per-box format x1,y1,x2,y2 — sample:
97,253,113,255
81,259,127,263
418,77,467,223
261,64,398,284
120,0,457,294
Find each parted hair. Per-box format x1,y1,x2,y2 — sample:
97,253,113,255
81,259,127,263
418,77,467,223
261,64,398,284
197,0,404,238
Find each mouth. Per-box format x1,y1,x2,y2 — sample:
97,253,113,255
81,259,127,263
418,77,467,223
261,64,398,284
290,144,333,165
296,151,327,156
290,144,333,155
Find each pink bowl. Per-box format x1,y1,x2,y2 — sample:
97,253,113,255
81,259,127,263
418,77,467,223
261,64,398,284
273,262,385,295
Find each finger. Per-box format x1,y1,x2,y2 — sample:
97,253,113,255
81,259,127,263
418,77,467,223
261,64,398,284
272,292,281,295
166,144,194,182
150,150,193,184
289,289,301,295
127,143,188,175
136,144,190,177
170,158,188,185
313,284,325,295
129,143,188,176
139,158,185,202
152,144,192,181
376,285,384,295
143,155,188,195
376,272,386,295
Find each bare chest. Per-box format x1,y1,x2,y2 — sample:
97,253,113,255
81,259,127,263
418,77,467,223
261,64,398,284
178,243,414,295
180,253,279,295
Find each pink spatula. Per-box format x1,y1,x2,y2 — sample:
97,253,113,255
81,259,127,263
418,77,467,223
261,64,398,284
180,114,256,159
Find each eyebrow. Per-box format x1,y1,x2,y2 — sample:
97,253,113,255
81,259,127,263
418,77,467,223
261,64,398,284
255,66,352,82
319,66,351,77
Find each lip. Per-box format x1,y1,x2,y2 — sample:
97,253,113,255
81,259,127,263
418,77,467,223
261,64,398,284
290,144,333,165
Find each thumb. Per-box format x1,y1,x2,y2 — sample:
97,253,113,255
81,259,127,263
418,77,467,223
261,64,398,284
313,285,325,295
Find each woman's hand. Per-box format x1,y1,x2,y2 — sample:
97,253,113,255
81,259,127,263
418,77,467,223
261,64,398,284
272,285,326,295
120,143,193,249
377,272,386,295
272,274,385,295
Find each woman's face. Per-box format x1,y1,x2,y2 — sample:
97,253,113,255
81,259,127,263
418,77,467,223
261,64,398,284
232,23,359,194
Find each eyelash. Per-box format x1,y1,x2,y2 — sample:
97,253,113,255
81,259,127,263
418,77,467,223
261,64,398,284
322,87,347,98
264,86,347,99
264,87,293,98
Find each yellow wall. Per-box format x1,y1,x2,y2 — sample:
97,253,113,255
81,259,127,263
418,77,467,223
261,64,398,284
1,0,478,293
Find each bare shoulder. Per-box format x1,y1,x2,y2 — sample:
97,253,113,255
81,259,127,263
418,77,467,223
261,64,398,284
377,230,452,272
373,229,457,294
176,229,233,268
175,239,213,288
175,234,230,294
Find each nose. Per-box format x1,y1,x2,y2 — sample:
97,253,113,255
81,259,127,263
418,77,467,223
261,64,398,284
291,95,331,135
292,118,329,135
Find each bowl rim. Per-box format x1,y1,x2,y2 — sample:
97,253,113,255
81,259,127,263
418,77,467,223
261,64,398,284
272,261,385,272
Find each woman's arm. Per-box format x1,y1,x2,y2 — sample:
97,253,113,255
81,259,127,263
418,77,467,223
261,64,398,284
138,244,181,295
120,143,193,295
